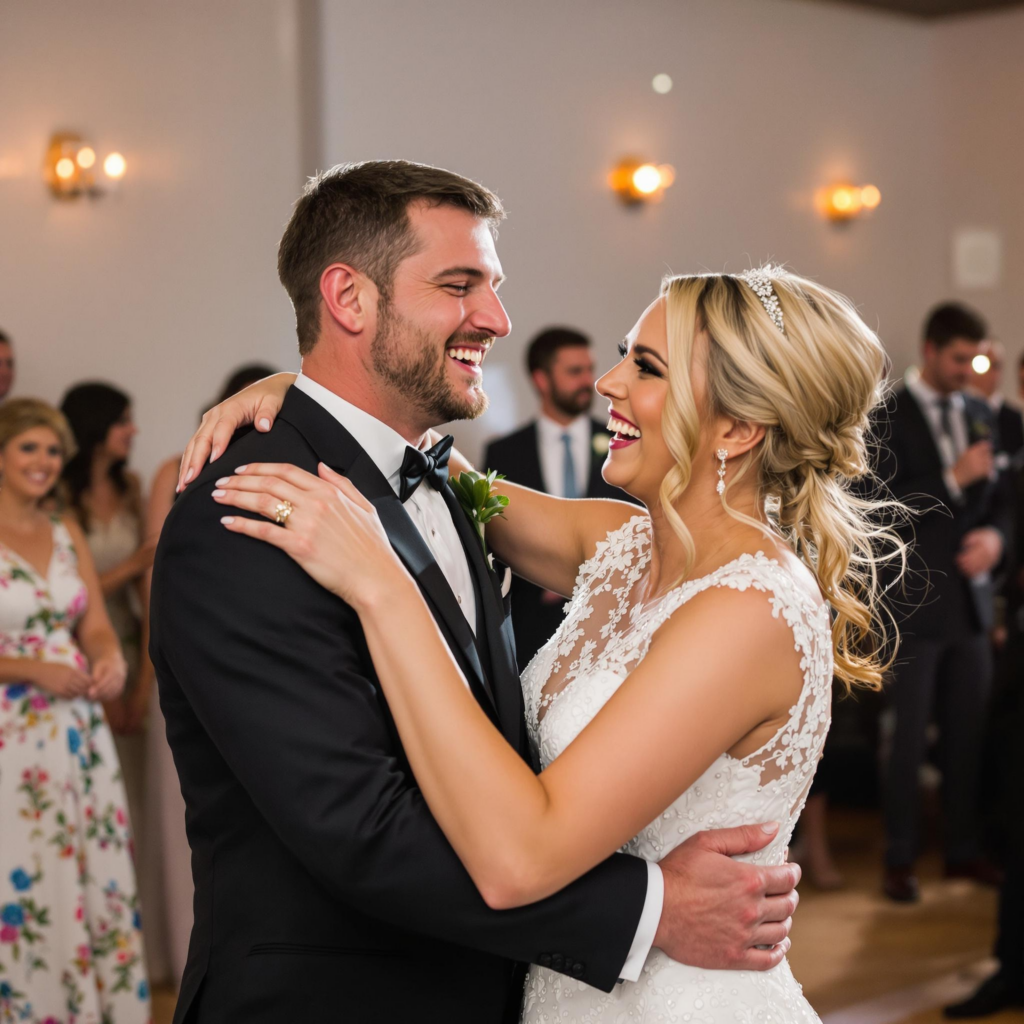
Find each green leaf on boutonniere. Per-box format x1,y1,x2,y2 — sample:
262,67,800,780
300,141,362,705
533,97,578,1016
450,469,510,561
970,418,992,441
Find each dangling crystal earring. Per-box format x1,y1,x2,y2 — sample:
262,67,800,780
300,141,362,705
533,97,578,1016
716,449,728,495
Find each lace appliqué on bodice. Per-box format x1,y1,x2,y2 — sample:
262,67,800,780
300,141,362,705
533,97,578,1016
520,514,831,1023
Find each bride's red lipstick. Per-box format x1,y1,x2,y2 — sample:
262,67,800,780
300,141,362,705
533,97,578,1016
607,409,641,450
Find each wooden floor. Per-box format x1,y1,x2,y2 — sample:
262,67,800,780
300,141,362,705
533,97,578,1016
150,809,1023,1024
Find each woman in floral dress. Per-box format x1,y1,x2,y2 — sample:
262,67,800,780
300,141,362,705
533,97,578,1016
0,399,149,1024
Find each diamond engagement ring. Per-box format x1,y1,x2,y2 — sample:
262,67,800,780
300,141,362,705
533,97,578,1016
274,499,294,525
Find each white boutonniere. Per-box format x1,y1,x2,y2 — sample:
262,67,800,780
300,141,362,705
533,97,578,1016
592,432,610,456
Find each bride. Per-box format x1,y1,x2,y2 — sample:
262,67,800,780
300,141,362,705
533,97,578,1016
184,266,901,1022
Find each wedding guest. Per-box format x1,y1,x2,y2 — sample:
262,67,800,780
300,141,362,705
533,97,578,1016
483,328,629,667
59,384,155,891
972,340,1024,462
874,302,1011,902
946,463,1024,1017
137,360,277,987
0,331,14,401
0,398,149,1022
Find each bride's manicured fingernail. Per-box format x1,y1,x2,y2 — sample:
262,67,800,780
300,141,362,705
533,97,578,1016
210,448,221,463
220,516,235,525
212,489,226,498
761,821,779,833
184,467,195,484
258,418,271,431
215,477,229,486
235,465,248,473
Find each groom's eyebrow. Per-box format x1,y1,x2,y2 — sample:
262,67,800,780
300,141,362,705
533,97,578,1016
435,266,506,287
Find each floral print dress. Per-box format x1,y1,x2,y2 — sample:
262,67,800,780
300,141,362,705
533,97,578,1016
0,518,150,1024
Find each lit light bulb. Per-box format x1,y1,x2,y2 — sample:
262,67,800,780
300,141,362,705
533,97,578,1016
972,354,992,374
55,157,76,180
832,187,855,211
76,146,96,169
652,73,673,94
103,152,126,179
632,164,662,194
860,184,881,209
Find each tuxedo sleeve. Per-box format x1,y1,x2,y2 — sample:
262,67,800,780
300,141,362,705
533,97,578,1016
152,480,648,992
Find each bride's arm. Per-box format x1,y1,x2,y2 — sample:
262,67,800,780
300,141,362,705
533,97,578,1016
215,464,802,909
181,370,638,598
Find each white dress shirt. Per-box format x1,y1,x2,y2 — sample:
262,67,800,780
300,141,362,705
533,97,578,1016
537,413,592,498
905,372,968,501
294,372,660,982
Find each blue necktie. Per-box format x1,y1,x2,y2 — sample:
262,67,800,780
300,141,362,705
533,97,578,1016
561,432,578,499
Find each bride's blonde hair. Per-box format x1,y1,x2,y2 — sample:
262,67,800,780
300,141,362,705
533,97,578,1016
659,267,905,691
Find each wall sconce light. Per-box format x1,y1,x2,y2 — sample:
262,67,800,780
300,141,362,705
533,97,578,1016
609,158,675,206
44,132,126,199
815,182,881,223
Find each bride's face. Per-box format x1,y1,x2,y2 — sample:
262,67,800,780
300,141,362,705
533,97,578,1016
596,297,680,503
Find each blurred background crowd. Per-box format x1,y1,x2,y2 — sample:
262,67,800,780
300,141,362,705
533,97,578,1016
2,1,1023,1022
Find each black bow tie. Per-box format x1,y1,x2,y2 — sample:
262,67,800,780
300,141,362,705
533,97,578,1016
398,435,454,503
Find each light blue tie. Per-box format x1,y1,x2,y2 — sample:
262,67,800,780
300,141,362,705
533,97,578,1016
561,432,578,499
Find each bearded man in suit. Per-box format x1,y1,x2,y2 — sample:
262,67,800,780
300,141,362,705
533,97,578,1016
875,302,1012,903
483,328,633,668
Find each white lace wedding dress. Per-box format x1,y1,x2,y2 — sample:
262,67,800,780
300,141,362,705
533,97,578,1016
520,515,832,1024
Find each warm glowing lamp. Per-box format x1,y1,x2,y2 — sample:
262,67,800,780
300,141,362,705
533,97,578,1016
44,132,126,199
103,152,127,180
611,158,675,206
860,184,881,210
816,182,880,223
972,354,992,374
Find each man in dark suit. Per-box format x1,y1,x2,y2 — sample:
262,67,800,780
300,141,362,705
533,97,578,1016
484,328,631,668
875,302,1012,903
151,161,798,1023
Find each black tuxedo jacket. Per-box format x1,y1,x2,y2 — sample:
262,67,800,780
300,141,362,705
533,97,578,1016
873,386,1013,637
150,388,647,1024
483,419,635,669
996,400,1024,460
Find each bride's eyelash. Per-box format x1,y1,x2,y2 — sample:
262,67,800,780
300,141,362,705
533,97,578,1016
619,340,664,378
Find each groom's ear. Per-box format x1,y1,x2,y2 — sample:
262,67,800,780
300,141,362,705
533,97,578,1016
320,263,373,336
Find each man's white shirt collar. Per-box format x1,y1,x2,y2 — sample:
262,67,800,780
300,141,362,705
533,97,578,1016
907,371,965,412
294,372,416,497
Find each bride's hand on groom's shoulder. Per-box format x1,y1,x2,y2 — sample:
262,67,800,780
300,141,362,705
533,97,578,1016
212,461,410,609
653,822,800,973
177,372,297,492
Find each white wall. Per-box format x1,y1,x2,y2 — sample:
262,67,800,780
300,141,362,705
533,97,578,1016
319,0,947,460
0,0,305,480
933,6,1024,384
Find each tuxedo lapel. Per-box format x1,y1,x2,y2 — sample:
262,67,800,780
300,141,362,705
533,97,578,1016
441,484,523,751
277,388,499,723
900,389,945,475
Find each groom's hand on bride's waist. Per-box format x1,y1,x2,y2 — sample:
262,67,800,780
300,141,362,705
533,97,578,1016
652,822,800,972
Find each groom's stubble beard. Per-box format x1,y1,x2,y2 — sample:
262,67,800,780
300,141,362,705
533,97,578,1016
371,293,490,426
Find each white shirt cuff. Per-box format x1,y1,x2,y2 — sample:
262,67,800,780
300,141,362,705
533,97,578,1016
943,467,963,502
619,861,663,983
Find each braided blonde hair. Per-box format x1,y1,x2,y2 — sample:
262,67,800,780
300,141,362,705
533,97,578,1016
658,268,905,691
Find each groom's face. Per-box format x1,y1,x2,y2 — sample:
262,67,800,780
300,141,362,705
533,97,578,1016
370,202,510,426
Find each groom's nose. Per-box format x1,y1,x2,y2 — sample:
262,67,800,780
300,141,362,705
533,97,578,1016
469,287,512,340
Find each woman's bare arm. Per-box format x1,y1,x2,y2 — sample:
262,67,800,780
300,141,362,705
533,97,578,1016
216,465,804,909
180,372,640,597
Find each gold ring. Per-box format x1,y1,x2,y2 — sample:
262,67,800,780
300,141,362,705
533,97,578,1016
274,499,294,525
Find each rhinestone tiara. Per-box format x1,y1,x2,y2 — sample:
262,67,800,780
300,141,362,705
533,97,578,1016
738,266,785,336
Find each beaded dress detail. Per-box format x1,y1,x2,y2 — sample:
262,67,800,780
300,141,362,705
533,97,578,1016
520,515,832,1023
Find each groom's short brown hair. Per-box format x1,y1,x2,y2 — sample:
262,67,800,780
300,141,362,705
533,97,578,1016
278,160,505,355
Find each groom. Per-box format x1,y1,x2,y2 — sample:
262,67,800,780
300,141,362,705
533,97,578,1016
151,160,800,1024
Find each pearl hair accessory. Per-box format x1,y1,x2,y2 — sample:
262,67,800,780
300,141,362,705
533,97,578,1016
716,448,728,495
739,267,786,336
